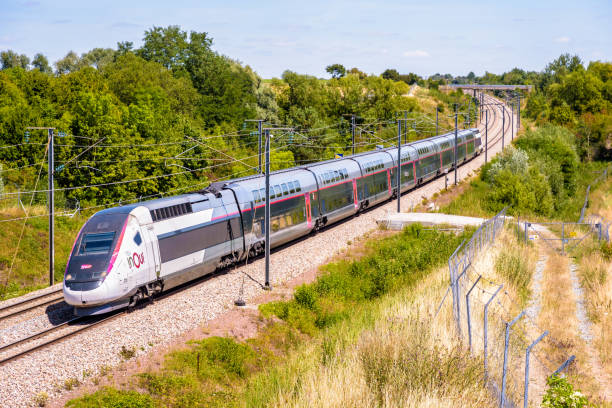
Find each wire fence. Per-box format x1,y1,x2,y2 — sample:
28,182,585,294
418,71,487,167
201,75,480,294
578,165,610,223
441,208,592,408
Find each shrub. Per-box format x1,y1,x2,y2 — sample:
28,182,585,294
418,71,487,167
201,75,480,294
66,387,154,408
542,375,588,407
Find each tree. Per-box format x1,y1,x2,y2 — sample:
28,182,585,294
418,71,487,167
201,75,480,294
348,67,367,79
467,71,476,82
138,25,198,73
1,50,29,69
399,72,421,85
32,53,52,73
381,69,400,81
55,51,81,74
116,41,134,56
81,48,115,69
325,64,346,79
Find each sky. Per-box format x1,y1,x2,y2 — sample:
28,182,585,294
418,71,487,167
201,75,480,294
1,0,610,79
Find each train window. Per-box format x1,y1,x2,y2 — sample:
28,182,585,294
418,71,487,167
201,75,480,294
281,183,288,195
259,188,266,201
333,170,339,181
342,168,348,179
78,232,115,255
274,185,282,197
252,190,261,203
288,181,295,193
294,180,301,192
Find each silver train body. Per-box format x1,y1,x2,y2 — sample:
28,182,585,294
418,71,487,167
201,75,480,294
63,128,482,315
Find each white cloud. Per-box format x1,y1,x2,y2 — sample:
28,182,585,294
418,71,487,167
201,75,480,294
555,36,570,43
403,50,430,57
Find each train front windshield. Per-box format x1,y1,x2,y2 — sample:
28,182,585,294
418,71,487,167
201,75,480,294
65,213,128,283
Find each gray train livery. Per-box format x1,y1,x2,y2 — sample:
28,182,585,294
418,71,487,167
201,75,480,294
63,128,482,315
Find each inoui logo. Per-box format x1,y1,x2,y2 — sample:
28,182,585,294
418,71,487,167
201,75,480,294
127,252,145,269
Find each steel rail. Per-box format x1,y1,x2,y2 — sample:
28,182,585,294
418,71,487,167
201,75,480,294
0,289,64,319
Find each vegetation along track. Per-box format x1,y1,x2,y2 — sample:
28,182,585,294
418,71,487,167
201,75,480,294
0,97,513,407
0,95,512,367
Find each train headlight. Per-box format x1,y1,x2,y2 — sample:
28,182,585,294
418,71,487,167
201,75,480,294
65,274,73,281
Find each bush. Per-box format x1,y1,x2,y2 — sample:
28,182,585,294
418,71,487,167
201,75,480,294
66,388,154,408
542,375,588,407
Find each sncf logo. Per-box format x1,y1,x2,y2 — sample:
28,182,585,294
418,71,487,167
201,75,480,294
127,252,145,269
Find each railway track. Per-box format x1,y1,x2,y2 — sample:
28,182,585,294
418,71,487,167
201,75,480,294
0,288,64,322
0,96,513,369
0,267,229,366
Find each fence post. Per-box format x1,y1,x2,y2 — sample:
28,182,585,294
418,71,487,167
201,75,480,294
466,275,482,354
455,261,470,340
524,331,548,408
524,222,529,243
598,223,602,241
561,222,565,255
484,285,504,383
552,355,576,376
501,310,526,408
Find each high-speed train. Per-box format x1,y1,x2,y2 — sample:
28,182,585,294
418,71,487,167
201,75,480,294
63,128,482,315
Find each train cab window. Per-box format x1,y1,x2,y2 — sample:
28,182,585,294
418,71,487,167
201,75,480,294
78,232,115,255
288,181,295,193
259,188,266,201
274,185,282,198
252,190,261,203
281,183,288,195
134,231,142,246
294,180,301,192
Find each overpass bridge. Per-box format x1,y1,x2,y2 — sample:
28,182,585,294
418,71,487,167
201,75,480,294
441,84,533,93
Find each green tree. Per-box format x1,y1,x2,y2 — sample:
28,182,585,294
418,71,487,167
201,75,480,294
325,64,346,79
81,48,116,70
381,69,400,81
32,53,52,73
55,51,81,74
1,50,29,70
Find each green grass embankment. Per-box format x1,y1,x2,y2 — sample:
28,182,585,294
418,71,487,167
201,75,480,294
67,225,490,407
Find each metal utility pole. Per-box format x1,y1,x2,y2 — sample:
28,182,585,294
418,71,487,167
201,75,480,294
511,101,515,140
485,110,489,164
261,127,292,290
404,111,408,144
436,108,439,136
454,104,458,185
26,127,55,286
397,119,402,213
264,128,271,290
351,115,356,155
467,98,471,127
245,119,265,173
48,128,54,286
502,105,505,150
517,93,521,130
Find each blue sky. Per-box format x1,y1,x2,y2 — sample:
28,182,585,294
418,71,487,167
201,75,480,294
1,0,610,78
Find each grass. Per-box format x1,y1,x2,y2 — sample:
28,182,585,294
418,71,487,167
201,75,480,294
67,225,483,407
0,206,85,300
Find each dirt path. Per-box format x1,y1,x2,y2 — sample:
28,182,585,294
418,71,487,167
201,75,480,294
567,260,612,402
532,226,612,404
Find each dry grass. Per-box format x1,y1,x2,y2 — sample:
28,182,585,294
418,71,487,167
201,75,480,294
264,264,495,408
537,243,610,404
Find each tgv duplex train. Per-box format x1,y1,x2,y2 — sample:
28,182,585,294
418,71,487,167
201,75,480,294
63,128,482,315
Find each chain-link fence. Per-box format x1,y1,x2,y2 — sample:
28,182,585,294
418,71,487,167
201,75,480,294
441,208,592,407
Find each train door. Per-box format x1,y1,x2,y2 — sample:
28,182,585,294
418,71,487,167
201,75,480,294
305,193,312,228
145,225,161,280
352,180,358,210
